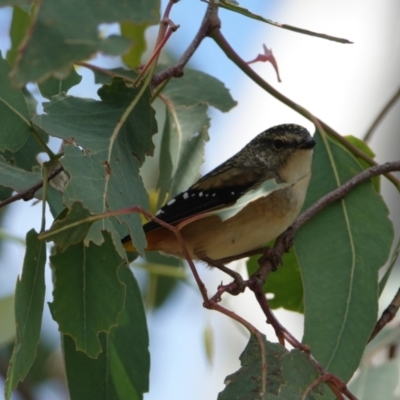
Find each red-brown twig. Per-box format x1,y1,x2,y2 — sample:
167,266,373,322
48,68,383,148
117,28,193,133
369,287,400,342
125,206,210,304
151,4,220,87
291,161,400,232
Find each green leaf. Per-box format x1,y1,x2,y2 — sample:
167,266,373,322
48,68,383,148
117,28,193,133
10,0,160,86
92,67,138,85
343,135,379,192
38,68,82,99
5,230,46,398
63,266,149,399
161,67,238,112
33,78,158,254
6,6,31,66
247,248,304,313
49,232,126,358
166,105,210,198
295,131,394,382
0,296,15,347
121,22,150,69
0,118,48,173
349,360,399,400
40,201,95,251
157,67,237,200
279,350,325,399
218,334,325,399
0,155,41,191
0,52,31,152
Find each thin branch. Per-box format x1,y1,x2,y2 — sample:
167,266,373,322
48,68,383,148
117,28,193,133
210,28,400,191
151,4,221,87
369,287,400,342
363,87,400,142
0,166,64,209
206,0,352,44
291,161,400,232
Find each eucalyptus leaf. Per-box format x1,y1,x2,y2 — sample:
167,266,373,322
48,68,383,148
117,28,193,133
296,131,394,382
11,0,160,86
49,232,126,359
5,230,46,398
33,78,158,254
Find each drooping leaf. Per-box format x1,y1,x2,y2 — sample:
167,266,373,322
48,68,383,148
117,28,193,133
157,67,237,201
0,52,31,152
63,266,149,399
49,232,126,358
10,0,160,86
33,78,158,254
5,230,46,398
295,131,394,382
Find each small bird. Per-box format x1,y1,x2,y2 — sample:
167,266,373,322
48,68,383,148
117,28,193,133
122,124,315,261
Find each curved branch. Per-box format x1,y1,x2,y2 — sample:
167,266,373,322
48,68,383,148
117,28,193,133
0,166,64,209
363,87,400,142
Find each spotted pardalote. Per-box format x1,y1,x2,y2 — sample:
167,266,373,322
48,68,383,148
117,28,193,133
122,124,316,261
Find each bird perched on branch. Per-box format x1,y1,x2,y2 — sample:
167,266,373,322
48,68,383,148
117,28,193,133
122,124,315,261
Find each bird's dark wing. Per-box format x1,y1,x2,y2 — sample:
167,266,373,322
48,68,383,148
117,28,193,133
143,166,267,233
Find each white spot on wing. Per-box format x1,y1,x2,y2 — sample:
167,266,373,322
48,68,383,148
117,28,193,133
167,198,176,206
156,209,164,216
199,192,203,197
183,192,189,199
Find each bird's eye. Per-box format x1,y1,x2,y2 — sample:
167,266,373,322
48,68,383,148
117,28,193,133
273,139,284,150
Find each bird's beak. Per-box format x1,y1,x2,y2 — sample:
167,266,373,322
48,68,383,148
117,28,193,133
300,138,316,149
